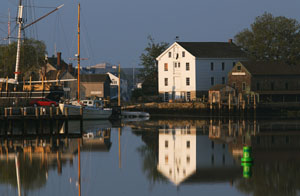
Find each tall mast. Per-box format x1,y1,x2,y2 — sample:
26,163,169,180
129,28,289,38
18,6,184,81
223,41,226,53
15,0,23,81
8,8,11,44
77,3,81,101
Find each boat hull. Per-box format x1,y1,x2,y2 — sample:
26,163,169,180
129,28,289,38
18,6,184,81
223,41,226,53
59,104,112,120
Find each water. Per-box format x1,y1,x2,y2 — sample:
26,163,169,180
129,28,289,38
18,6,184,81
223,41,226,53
0,117,300,196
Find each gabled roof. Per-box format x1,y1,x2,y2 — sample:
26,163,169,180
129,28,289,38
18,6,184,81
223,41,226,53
177,42,246,58
240,61,300,76
80,74,111,83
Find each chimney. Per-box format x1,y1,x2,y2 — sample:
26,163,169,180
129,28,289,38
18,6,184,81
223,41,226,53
57,52,62,70
228,39,233,44
68,63,73,73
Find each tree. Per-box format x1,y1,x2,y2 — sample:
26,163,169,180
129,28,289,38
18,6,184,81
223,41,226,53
234,13,300,65
0,38,47,79
139,36,169,95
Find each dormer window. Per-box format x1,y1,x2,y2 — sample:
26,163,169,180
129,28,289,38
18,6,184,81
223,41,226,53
182,51,185,57
237,65,241,70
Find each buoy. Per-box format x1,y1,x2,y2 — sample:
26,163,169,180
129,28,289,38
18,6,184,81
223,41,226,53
241,146,253,178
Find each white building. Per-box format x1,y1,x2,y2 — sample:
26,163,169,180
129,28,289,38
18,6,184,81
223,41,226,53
107,72,128,101
156,41,246,101
157,127,197,185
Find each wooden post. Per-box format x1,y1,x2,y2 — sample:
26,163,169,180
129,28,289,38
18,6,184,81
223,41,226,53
56,107,60,116
228,93,231,111
35,107,39,118
254,94,256,110
9,107,12,116
4,108,8,118
50,106,53,118
65,107,68,117
24,107,27,116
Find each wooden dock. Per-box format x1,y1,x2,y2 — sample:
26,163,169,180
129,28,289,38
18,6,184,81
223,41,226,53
0,106,82,120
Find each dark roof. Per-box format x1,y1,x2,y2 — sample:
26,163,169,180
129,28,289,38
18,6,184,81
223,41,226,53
45,70,61,80
80,74,111,83
240,61,300,76
209,84,227,91
177,42,246,58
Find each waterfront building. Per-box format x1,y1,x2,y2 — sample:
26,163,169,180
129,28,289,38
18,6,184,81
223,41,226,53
156,40,246,101
80,74,111,99
107,72,129,101
228,61,300,102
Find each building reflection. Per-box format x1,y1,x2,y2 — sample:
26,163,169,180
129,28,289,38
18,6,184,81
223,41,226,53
137,118,300,193
0,120,112,195
157,127,197,185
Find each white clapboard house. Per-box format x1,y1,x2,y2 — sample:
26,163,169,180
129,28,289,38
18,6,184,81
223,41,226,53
156,40,246,101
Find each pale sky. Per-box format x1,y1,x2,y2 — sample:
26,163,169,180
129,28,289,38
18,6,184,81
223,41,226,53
1,0,300,68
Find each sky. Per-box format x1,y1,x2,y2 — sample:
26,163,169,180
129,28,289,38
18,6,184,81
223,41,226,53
1,0,300,68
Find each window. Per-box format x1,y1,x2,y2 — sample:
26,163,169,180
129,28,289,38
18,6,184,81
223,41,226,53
186,156,190,164
164,63,168,71
233,62,236,67
168,52,171,58
186,77,190,86
178,62,180,68
211,77,214,85
174,62,177,68
186,141,190,148
285,83,289,90
165,155,168,164
257,83,260,90
222,77,225,84
165,78,168,86
242,82,246,91
182,51,185,57
164,92,169,102
271,82,274,90
233,82,236,89
222,62,225,71
237,65,241,70
211,62,214,71
165,140,168,148
187,92,191,101
186,62,190,71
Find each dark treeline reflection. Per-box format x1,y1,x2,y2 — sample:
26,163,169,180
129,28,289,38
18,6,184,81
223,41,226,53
128,118,300,195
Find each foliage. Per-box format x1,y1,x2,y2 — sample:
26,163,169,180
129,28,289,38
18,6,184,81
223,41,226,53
234,13,300,65
0,38,47,80
139,36,169,95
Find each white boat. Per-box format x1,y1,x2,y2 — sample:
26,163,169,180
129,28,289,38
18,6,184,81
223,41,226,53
59,103,112,120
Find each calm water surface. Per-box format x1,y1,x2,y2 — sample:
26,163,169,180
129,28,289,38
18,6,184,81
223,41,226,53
0,118,300,196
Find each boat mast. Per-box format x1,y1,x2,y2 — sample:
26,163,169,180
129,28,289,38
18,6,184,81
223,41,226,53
8,8,11,44
77,3,81,102
15,0,23,81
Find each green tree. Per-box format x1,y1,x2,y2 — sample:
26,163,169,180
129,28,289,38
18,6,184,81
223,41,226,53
0,38,47,79
139,36,169,95
234,13,300,65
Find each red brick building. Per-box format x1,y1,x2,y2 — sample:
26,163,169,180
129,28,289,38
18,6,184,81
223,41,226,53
228,61,300,102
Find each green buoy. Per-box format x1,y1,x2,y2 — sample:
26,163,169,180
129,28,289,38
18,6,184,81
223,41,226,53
241,146,253,178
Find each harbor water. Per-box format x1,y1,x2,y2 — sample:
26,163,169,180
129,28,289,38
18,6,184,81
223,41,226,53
0,117,299,196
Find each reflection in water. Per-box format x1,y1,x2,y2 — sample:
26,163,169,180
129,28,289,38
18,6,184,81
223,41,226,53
133,118,300,195
0,119,112,195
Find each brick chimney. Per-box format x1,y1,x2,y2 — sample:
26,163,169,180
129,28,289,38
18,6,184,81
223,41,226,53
68,63,73,74
57,52,62,70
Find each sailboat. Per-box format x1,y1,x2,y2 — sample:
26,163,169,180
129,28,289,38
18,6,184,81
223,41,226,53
0,1,67,105
58,3,112,120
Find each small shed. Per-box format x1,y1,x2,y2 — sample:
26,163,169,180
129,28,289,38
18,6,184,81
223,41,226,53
209,84,236,104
